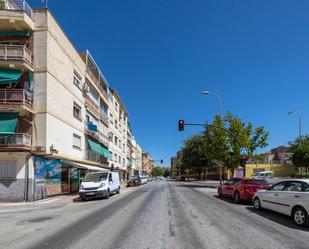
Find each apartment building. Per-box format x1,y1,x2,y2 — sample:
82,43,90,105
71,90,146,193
0,1,144,201
108,88,128,182
142,152,154,176
135,144,143,175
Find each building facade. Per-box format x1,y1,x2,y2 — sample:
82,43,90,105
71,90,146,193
0,1,146,201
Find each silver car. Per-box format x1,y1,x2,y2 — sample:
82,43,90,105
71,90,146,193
253,179,309,227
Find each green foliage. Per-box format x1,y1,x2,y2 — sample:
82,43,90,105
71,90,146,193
0,0,5,10
151,166,165,177
288,135,309,151
175,112,269,179
291,145,309,169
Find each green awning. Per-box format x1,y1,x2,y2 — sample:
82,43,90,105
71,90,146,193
0,112,18,134
0,31,31,37
0,69,22,85
101,146,112,159
127,159,132,166
87,137,102,155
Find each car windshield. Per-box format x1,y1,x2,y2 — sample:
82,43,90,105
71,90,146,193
244,180,270,185
83,173,108,182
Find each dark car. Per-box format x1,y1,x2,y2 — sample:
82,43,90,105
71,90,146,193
127,176,141,187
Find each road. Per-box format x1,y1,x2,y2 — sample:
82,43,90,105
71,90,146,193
0,180,308,249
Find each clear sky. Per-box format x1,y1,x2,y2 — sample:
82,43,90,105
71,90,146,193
29,0,309,166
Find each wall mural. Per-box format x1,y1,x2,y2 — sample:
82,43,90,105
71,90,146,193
34,157,62,199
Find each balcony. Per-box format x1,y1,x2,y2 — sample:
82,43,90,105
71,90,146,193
0,44,32,69
127,152,132,159
99,132,109,148
86,67,109,100
100,112,109,126
0,89,33,113
0,1,34,30
0,133,31,150
84,121,99,140
86,151,108,165
85,95,99,118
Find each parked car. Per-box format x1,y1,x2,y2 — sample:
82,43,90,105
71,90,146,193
218,177,271,203
253,179,309,227
253,171,273,179
79,170,120,201
127,176,141,187
140,176,148,184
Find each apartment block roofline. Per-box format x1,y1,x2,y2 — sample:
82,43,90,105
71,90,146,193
110,88,129,115
85,50,110,88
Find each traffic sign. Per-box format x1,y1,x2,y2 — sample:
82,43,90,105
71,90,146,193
240,147,248,156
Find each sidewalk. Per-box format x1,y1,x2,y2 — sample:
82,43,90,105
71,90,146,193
0,185,134,208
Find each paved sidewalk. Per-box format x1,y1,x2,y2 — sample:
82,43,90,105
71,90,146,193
0,185,135,208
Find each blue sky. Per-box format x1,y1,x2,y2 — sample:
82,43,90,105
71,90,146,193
29,0,309,166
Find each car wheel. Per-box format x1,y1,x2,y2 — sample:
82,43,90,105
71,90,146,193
218,187,223,196
116,186,120,194
81,197,86,201
253,197,262,210
105,189,110,199
233,191,240,203
292,207,309,227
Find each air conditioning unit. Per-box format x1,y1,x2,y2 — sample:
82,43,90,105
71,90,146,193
83,83,90,93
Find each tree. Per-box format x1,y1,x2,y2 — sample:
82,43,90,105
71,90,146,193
180,134,210,180
0,0,5,10
151,166,165,177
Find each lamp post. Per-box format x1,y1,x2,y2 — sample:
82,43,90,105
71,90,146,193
202,90,224,186
288,110,302,147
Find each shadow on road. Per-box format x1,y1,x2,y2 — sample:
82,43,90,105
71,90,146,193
175,184,218,189
213,195,252,206
246,206,309,231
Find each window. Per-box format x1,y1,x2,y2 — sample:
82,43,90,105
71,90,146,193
115,102,119,112
123,143,126,153
73,70,82,88
0,160,17,179
115,120,118,129
118,156,121,163
114,153,117,162
73,134,81,149
271,182,288,191
109,173,112,182
285,181,303,192
73,102,82,120
119,141,122,149
114,136,118,146
123,158,125,166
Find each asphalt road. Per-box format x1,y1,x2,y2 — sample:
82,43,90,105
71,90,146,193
0,180,309,249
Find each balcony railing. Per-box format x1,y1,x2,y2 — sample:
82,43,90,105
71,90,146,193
85,95,99,117
87,151,108,164
99,132,109,147
0,45,32,65
0,133,31,148
0,89,33,109
86,67,109,99
100,112,109,125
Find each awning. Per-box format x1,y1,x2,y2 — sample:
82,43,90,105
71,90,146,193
0,69,22,85
127,159,132,166
87,137,101,154
62,160,108,172
0,31,31,37
0,112,18,134
101,146,112,159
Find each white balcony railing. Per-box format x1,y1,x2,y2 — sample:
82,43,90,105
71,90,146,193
6,0,33,18
0,133,31,147
0,45,32,65
100,112,109,125
0,89,33,109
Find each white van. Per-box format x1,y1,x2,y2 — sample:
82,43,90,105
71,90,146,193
79,170,120,201
254,171,273,179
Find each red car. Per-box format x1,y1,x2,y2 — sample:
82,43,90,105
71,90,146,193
218,177,271,203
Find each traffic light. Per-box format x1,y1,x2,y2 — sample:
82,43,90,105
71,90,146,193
240,156,247,167
178,120,184,131
160,159,163,164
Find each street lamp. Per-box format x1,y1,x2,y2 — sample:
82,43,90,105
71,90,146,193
202,90,224,186
202,90,223,120
288,110,302,147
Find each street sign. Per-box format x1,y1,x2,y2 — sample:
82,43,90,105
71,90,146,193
240,147,248,156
